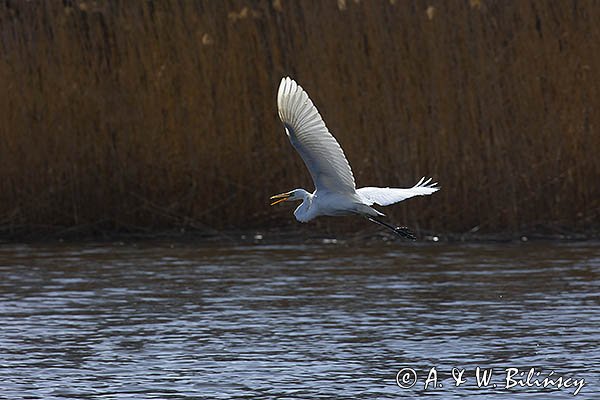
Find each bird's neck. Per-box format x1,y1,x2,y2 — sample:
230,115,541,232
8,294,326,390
293,190,314,222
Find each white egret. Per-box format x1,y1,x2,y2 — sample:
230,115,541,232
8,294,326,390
270,77,439,239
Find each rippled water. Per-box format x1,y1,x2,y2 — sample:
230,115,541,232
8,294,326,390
0,241,598,399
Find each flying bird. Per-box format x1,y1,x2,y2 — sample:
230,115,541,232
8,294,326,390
270,77,439,239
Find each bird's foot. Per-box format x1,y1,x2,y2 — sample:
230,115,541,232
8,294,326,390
394,226,417,241
367,217,417,240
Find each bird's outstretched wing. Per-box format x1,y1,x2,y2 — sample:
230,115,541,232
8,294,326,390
277,77,356,193
357,177,440,206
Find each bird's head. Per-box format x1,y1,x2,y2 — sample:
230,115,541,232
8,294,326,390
269,189,306,206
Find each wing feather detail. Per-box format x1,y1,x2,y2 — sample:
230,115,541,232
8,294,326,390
277,77,356,193
357,177,440,206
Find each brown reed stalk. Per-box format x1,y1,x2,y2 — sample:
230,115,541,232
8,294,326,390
0,0,598,237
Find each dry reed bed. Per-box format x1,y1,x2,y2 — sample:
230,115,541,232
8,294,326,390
0,0,598,237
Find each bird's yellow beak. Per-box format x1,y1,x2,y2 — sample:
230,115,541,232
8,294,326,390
270,192,290,206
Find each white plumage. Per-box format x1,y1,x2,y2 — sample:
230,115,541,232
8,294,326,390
277,77,356,193
270,77,439,238
357,177,438,206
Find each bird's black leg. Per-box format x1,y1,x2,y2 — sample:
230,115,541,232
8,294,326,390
367,217,417,240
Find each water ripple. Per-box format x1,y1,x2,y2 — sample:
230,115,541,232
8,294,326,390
0,241,598,398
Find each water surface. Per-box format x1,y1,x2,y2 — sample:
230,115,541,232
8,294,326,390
0,241,598,398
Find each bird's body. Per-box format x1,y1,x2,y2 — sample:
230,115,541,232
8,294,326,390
288,189,382,223
270,77,439,238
